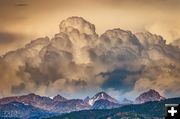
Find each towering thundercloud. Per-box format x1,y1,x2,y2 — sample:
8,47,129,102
0,16,179,99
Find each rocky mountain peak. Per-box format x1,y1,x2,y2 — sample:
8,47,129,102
84,96,90,103
94,91,108,98
53,94,67,102
88,91,118,106
135,89,165,104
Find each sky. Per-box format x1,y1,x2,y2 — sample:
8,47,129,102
0,0,180,55
0,0,180,100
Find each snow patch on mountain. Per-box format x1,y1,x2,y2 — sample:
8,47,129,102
88,92,118,106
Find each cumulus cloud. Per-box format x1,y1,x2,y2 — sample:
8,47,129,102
146,22,180,43
171,38,180,48
0,16,179,99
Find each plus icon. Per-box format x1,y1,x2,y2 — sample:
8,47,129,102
168,107,177,116
165,104,180,119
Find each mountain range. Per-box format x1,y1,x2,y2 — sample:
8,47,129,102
48,97,180,119
0,89,171,119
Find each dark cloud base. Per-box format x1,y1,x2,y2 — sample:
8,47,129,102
101,69,142,93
